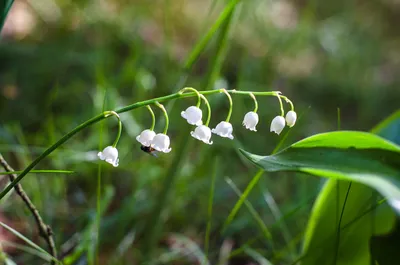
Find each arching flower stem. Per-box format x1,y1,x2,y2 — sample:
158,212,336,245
275,92,284,116
155,102,169,134
249,93,258,113
104,111,122,148
179,87,201,108
146,105,156,131
200,95,211,126
279,95,295,111
221,89,233,122
0,89,289,200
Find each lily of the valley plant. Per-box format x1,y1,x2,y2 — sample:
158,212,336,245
97,88,297,167
0,87,297,199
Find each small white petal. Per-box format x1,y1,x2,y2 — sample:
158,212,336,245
181,106,203,125
285,111,297,127
270,116,286,135
191,125,213,145
151,133,172,153
242,111,259,132
136,129,156,146
212,121,234,140
98,146,119,167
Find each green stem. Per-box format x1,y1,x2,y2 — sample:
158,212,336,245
179,87,201,108
205,156,218,257
275,92,284,116
0,89,281,200
200,95,212,126
0,170,73,175
279,95,294,111
155,102,169,134
221,89,233,122
104,111,122,148
249,93,258,113
146,105,156,131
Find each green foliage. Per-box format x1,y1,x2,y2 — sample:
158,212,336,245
0,221,55,262
240,127,400,264
1,0,400,264
299,109,400,265
240,131,400,212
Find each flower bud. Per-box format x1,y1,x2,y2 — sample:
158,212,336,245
285,110,297,127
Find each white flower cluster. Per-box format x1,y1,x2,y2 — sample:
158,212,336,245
182,105,297,145
98,91,297,166
136,129,171,153
182,105,235,144
270,110,297,135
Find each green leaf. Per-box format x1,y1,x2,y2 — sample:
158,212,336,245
299,111,400,265
240,131,400,213
0,0,14,33
0,221,55,262
0,170,74,175
239,129,400,264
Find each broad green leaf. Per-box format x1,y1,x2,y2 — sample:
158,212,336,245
240,131,400,213
239,130,400,264
299,111,400,265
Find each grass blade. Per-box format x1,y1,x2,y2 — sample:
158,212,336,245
0,221,55,261
221,170,263,233
1,241,54,262
0,170,74,175
184,0,241,71
224,177,273,242
204,156,219,258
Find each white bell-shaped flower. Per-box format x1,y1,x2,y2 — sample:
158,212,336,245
270,116,285,135
191,125,213,145
98,146,119,167
136,129,156,147
242,111,259,131
181,106,203,125
151,133,172,153
285,110,297,127
212,121,234,139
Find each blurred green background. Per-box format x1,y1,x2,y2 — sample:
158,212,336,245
0,0,399,264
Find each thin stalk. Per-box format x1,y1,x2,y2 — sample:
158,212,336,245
250,93,258,113
180,87,201,107
200,95,212,126
146,105,156,131
279,95,294,111
104,111,122,148
222,89,233,122
204,156,218,259
333,182,352,265
155,102,169,134
275,92,284,116
0,89,282,200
